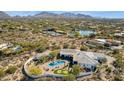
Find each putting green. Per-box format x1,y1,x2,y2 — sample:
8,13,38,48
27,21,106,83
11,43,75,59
54,69,69,75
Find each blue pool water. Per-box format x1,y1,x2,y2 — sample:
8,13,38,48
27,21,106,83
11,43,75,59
48,60,65,68
79,30,96,36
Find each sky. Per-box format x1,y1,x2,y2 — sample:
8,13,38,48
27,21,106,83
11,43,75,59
5,11,124,18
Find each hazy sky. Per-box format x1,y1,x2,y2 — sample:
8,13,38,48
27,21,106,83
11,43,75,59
5,11,124,18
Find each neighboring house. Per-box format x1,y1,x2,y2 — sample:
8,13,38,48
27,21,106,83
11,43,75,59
0,43,22,54
0,29,3,33
43,31,62,37
60,49,114,71
111,45,124,50
0,43,13,50
0,28,7,33
84,39,123,50
114,31,124,37
84,40,105,48
95,39,107,44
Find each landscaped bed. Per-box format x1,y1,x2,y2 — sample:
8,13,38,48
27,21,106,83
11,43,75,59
28,65,43,76
54,69,69,75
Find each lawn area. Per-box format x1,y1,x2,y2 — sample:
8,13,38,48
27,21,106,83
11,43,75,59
54,69,69,75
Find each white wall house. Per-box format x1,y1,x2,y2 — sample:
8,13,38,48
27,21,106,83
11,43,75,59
60,49,113,71
0,43,13,50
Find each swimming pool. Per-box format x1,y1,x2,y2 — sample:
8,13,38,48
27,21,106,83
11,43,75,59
48,60,65,68
79,30,96,36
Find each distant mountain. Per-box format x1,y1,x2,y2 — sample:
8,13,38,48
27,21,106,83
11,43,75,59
60,12,92,18
34,12,58,18
0,11,10,18
34,12,93,18
76,13,92,18
2,11,93,19
60,12,77,17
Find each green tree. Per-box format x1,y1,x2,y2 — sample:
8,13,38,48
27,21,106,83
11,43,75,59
89,34,96,38
0,51,4,60
36,46,46,53
49,50,59,59
72,65,81,76
74,32,81,38
38,56,48,64
0,51,3,56
113,49,120,55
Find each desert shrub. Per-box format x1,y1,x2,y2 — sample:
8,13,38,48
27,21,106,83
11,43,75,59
74,32,81,38
29,66,42,75
114,53,124,69
80,45,89,51
36,46,46,53
51,45,60,50
0,68,5,78
38,56,49,64
113,75,123,81
63,74,76,81
69,44,77,49
63,43,69,49
5,66,17,74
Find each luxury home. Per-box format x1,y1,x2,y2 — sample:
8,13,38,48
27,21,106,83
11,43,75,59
84,39,123,50
60,49,115,71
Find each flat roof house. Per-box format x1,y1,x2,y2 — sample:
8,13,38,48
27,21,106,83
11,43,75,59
114,32,124,37
0,43,13,51
60,49,114,71
84,39,123,50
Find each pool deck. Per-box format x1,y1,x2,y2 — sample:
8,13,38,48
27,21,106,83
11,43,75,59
40,60,69,75
23,50,69,78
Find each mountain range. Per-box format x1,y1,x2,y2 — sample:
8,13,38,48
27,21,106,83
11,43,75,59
34,12,92,18
0,11,93,18
0,11,10,18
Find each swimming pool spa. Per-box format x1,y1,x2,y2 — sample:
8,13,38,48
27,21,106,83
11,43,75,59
48,60,65,68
